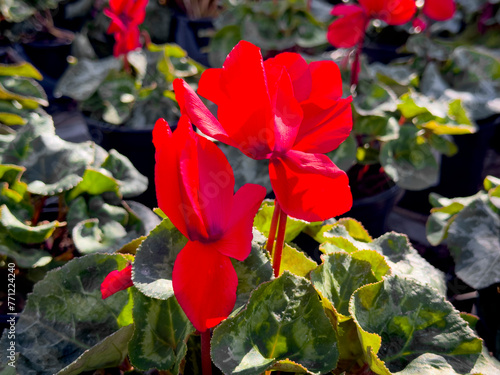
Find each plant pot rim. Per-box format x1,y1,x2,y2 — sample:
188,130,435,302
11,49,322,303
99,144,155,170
352,182,403,208
85,116,155,134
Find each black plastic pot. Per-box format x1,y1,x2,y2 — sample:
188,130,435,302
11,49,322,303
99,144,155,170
171,12,214,67
21,34,72,80
86,118,171,209
342,183,404,238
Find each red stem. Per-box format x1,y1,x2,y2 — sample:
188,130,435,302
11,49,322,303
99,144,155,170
201,330,212,375
266,200,281,255
272,207,287,278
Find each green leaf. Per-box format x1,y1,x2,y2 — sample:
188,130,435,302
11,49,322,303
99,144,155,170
128,289,195,372
0,253,133,374
98,75,136,125
0,204,64,244
380,125,440,190
56,325,134,375
55,57,122,101
72,218,140,254
373,232,447,295
0,226,52,268
254,200,316,243
447,199,500,289
100,149,148,198
0,62,43,80
67,168,120,201
426,202,464,246
350,275,483,374
279,243,317,277
231,231,273,310
0,76,48,107
132,219,188,300
211,272,339,375
354,80,398,116
484,175,500,191
14,135,96,196
310,251,389,321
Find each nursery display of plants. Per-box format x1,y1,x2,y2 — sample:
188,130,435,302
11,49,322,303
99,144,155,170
0,0,499,374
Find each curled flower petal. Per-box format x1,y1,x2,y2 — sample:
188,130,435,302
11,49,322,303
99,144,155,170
423,0,455,21
101,264,133,299
198,41,275,159
269,150,352,222
172,241,238,332
327,5,368,48
217,183,267,261
360,0,416,25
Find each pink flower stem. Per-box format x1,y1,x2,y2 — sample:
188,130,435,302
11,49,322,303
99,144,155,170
201,330,212,375
272,206,288,278
266,200,281,255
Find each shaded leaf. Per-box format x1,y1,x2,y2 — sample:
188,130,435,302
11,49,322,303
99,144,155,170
101,149,148,198
0,226,52,268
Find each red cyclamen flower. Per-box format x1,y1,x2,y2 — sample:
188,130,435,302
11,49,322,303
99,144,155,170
174,41,353,222
101,263,133,299
104,0,148,57
327,0,417,48
422,0,455,21
153,116,266,332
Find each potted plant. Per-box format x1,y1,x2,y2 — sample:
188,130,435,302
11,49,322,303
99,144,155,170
54,0,204,207
207,0,328,67
1,42,499,373
426,175,500,360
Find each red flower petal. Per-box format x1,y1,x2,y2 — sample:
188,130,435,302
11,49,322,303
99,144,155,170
173,79,236,148
172,241,238,332
195,131,236,238
423,0,455,21
269,150,352,221
153,117,208,240
361,0,416,25
293,96,352,154
267,53,312,102
216,183,267,261
264,62,303,153
327,5,368,48
101,264,133,299
198,41,275,159
128,0,148,25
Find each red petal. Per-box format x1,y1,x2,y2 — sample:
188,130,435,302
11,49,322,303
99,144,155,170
108,0,127,14
264,62,303,153
327,5,368,48
268,53,312,102
195,131,236,238
101,264,133,299
198,41,275,159
361,0,416,25
423,0,455,21
129,0,148,24
154,117,208,240
173,79,236,147
173,241,238,332
307,60,344,102
293,97,352,154
217,184,267,261
269,150,352,222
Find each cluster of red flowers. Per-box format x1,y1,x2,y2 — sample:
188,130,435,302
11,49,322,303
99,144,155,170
104,0,148,57
327,0,456,49
101,40,354,333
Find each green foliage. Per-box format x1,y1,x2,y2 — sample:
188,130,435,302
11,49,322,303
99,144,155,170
211,272,339,374
0,254,133,374
426,177,500,289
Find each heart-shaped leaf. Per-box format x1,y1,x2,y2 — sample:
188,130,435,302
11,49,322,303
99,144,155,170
211,272,339,375
128,289,195,372
0,253,133,374
350,275,482,374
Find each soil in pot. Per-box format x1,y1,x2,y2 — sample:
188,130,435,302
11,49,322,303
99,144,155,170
342,164,404,237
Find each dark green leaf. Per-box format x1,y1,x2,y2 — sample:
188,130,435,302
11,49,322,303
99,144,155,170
212,272,339,375
101,149,148,198
132,219,188,300
128,289,194,372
